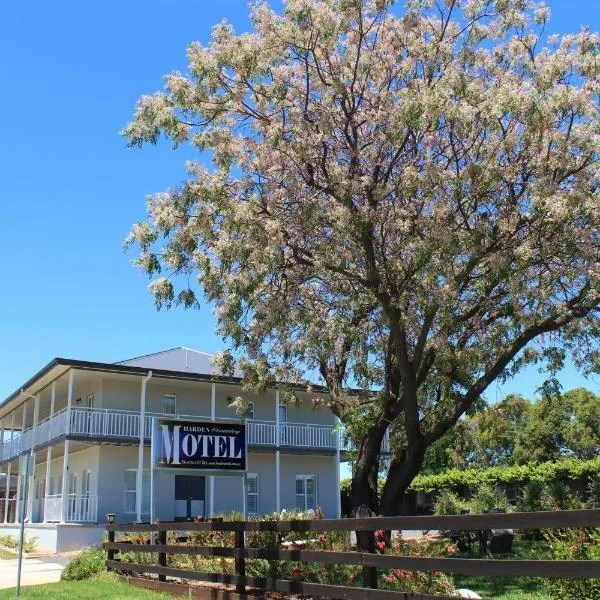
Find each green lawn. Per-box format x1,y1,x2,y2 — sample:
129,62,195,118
0,548,17,560
453,538,552,600
0,574,170,599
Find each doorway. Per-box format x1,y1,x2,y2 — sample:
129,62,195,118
174,475,205,520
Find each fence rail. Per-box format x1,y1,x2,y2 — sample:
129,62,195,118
106,509,600,599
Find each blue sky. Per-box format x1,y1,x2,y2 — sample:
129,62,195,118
0,0,598,402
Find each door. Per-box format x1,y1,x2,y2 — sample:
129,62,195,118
174,475,205,520
279,405,288,444
34,478,44,522
85,394,97,434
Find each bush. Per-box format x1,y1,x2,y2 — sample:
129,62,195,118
61,548,107,581
0,534,38,553
433,489,466,515
543,528,600,599
468,483,512,513
543,480,580,510
518,480,548,512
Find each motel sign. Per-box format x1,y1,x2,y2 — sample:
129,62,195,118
153,419,246,472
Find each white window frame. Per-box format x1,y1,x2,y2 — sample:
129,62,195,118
163,394,177,415
124,469,150,514
69,472,78,496
246,473,259,515
82,470,91,496
244,401,255,421
295,474,317,511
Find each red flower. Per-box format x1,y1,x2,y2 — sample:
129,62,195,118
432,571,441,577
374,530,386,540
385,577,394,584
377,541,386,551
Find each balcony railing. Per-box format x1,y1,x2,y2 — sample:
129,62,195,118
0,408,352,462
44,493,98,523
0,407,390,464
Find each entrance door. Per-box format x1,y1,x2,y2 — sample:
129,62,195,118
174,475,205,520
279,405,288,444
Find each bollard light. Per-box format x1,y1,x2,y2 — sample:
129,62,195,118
106,513,115,525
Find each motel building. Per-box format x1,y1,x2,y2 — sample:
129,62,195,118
0,347,382,552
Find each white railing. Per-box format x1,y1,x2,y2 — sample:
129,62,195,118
43,494,63,522
338,427,391,454
43,494,98,523
0,407,346,462
280,422,337,448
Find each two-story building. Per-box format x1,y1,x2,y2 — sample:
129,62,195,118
0,347,347,552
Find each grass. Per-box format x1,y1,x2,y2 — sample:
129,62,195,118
0,548,17,559
454,538,552,600
0,573,170,599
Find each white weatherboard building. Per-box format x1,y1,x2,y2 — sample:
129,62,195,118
0,347,362,552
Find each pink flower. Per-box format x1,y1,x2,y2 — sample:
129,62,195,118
377,541,386,551
385,577,394,584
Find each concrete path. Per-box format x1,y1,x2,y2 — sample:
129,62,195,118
0,555,70,589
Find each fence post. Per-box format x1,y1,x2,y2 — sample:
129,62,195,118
354,506,377,589
107,529,115,564
235,527,246,594
158,528,167,582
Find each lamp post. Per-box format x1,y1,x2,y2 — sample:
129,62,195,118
105,513,115,525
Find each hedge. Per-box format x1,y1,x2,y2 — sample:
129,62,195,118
341,457,600,496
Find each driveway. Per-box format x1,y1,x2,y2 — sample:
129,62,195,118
0,555,70,589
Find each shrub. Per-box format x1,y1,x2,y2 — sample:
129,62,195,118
468,483,512,513
542,480,580,510
0,534,38,553
543,528,600,599
517,480,548,512
433,489,466,515
587,477,600,508
61,548,107,581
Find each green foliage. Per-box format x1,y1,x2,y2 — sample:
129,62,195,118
543,529,600,599
469,483,512,514
433,489,467,515
61,549,107,581
518,481,548,513
421,389,600,475
0,534,38,553
409,456,600,494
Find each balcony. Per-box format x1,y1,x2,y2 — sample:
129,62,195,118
0,407,344,462
0,407,390,464
44,493,98,523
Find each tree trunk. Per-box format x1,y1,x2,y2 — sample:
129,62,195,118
378,441,427,516
350,420,388,513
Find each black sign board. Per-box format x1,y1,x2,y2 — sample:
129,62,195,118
152,419,246,472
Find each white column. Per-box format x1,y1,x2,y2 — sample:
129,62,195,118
60,440,70,523
26,397,40,522
4,462,11,523
209,383,216,517
275,389,280,513
61,371,73,523
66,371,74,433
136,372,151,523
6,412,14,522
335,417,341,518
15,402,27,523
43,384,56,522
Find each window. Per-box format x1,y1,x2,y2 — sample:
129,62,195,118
69,472,78,496
295,475,317,511
278,405,287,423
124,469,150,514
163,394,177,415
246,474,259,515
83,471,91,496
244,402,255,420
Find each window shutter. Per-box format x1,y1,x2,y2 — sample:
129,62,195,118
295,476,305,510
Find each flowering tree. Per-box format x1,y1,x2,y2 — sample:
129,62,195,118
124,0,600,514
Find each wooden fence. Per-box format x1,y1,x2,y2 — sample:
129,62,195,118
106,509,600,600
